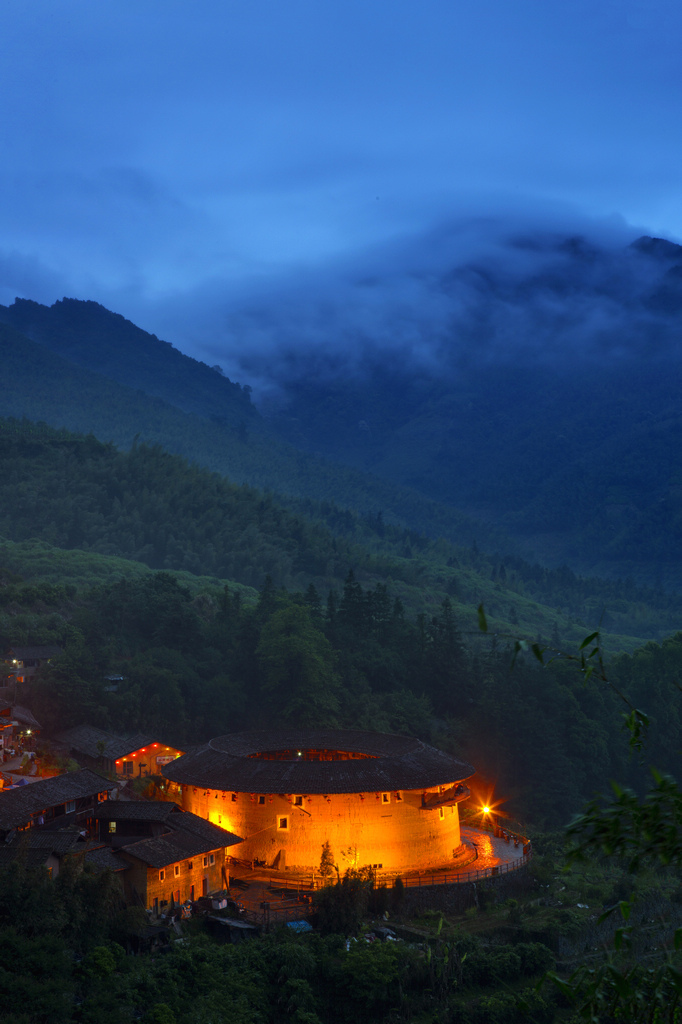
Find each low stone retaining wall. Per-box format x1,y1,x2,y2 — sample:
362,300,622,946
398,858,535,915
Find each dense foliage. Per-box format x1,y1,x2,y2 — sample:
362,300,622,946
0,557,676,829
0,418,679,829
0,318,500,561
0,855,559,1024
0,417,680,645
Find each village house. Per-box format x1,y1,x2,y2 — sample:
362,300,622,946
5,645,62,684
0,702,41,757
0,829,89,877
93,801,242,911
0,768,115,840
57,724,183,777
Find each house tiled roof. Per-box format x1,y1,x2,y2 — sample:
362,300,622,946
7,646,62,661
93,801,180,822
0,703,42,731
9,831,83,852
162,729,475,795
118,815,242,869
0,829,83,867
0,769,115,830
57,725,159,761
84,846,130,873
167,810,241,846
11,706,42,731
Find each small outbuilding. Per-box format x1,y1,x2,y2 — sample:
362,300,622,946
57,725,183,777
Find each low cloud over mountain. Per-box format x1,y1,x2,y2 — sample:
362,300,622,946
172,212,682,403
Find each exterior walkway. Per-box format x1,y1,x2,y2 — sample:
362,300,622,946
460,825,527,872
227,825,532,928
230,878,313,926
0,751,45,788
228,824,531,904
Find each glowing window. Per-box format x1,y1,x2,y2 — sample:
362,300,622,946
382,793,390,804
109,821,117,833
278,817,289,830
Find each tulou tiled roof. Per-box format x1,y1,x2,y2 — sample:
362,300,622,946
162,729,475,795
0,769,115,830
117,813,242,869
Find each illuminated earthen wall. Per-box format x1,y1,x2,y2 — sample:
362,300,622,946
176,785,464,873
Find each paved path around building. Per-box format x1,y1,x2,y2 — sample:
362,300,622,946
231,877,312,925
460,826,526,872
228,826,528,917
0,752,46,787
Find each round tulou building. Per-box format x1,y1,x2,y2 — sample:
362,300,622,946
162,730,475,875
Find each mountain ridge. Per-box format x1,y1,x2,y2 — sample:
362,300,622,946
3,231,682,588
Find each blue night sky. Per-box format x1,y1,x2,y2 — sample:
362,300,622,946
2,0,682,382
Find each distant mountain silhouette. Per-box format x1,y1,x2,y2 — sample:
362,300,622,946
260,235,682,587
0,297,255,429
0,317,493,556
3,233,682,588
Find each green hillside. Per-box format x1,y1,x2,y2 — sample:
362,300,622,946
0,297,256,428
0,318,499,552
0,536,258,598
270,361,682,590
3,518,681,830
0,417,678,648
